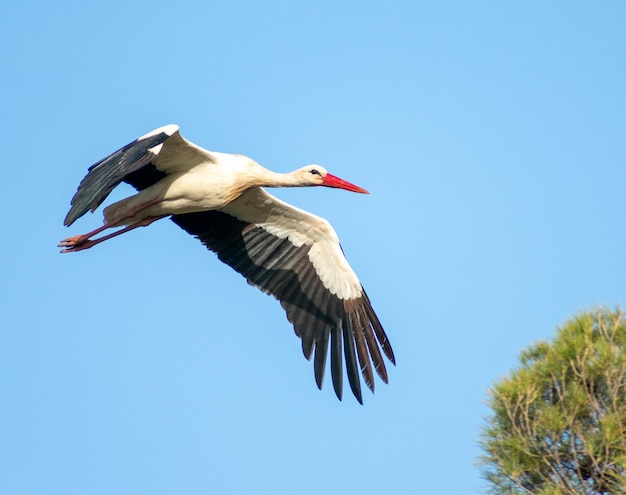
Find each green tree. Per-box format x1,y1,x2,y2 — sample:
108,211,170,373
479,308,626,494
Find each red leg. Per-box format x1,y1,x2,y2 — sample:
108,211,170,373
59,198,164,252
59,215,167,252
59,215,168,252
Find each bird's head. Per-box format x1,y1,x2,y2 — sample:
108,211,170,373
296,165,369,194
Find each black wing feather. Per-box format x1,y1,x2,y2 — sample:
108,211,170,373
171,209,394,403
352,310,375,392
330,324,343,401
313,326,330,389
342,315,363,404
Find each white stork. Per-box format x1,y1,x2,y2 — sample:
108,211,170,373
60,125,395,403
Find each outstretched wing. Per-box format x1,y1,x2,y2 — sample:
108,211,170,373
171,188,395,404
63,124,215,226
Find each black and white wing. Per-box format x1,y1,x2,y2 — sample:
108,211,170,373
171,188,395,404
63,124,214,226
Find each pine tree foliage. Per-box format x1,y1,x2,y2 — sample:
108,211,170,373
479,309,626,495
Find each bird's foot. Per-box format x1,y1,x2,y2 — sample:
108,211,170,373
58,235,95,253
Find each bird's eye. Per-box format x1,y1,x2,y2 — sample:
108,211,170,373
309,169,321,176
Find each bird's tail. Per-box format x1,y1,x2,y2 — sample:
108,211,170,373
103,196,152,226
102,199,130,226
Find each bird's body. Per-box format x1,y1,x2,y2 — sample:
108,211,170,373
60,124,395,403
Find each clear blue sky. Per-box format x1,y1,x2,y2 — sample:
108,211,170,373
2,1,625,493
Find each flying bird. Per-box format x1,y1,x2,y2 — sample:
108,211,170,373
60,125,395,403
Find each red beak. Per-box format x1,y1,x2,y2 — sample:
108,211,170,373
322,173,369,194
